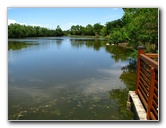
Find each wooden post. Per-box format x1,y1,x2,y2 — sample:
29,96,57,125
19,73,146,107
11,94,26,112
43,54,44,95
135,46,145,95
147,67,155,120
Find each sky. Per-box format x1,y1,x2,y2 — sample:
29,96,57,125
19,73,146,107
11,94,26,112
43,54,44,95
8,8,124,30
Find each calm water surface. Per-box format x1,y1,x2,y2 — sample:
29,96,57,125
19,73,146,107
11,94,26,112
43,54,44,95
8,37,136,120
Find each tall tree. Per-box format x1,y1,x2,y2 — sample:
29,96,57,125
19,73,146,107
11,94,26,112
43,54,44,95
85,24,94,36
55,25,63,36
121,8,158,52
93,23,103,36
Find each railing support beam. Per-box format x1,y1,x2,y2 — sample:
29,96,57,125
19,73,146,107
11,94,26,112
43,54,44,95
135,46,145,95
147,67,155,119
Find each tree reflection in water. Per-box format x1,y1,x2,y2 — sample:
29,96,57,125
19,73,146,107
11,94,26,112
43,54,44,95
71,40,137,119
109,59,136,120
8,41,38,51
105,44,137,120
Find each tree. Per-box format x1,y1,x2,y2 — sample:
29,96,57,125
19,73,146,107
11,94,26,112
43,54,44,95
93,23,103,36
70,25,77,35
55,25,63,36
100,26,107,36
8,23,25,38
79,25,86,36
110,30,121,44
105,19,124,44
85,24,94,36
121,8,158,52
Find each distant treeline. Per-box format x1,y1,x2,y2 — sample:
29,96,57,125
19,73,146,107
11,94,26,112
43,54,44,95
8,24,64,38
8,8,158,53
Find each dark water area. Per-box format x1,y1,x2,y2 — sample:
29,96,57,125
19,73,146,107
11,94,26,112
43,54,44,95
8,37,136,120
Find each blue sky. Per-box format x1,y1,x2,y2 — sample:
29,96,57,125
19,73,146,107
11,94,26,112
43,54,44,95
8,8,124,30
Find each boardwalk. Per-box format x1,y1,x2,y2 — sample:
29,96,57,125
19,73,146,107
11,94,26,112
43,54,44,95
128,46,158,120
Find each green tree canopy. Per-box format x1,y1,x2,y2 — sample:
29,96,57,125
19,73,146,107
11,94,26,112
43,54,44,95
121,8,158,52
8,23,64,38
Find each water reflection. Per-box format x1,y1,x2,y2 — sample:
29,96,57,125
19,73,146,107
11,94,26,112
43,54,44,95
8,41,39,51
108,59,136,120
55,39,63,48
106,45,134,62
8,37,136,120
109,88,134,120
120,59,137,90
70,38,106,51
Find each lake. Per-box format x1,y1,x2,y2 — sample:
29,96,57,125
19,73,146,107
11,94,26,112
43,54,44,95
8,37,136,120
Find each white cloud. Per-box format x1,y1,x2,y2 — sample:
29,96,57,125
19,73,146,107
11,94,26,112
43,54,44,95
61,22,78,30
8,19,53,29
8,19,17,25
103,14,121,21
112,8,119,10
8,19,26,25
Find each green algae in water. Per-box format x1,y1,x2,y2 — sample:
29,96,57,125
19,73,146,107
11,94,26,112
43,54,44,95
8,37,136,120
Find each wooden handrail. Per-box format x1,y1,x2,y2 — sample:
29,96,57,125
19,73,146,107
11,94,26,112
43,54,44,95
135,46,158,120
140,54,158,70
145,54,158,59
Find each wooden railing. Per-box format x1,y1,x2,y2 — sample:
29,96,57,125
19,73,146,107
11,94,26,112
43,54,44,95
135,46,158,120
